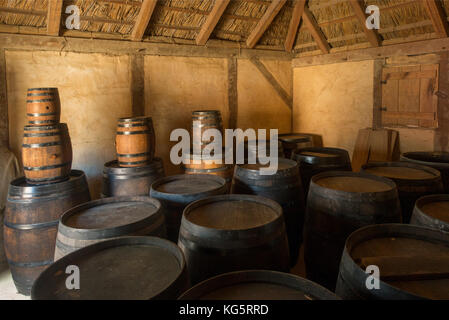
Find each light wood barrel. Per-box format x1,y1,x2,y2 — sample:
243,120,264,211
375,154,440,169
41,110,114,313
54,196,166,259
32,237,188,300
178,194,290,285
26,88,60,125
4,170,90,295
178,270,339,300
336,224,449,300
411,194,449,232
150,174,228,242
191,110,223,154
115,117,155,167
101,158,165,198
22,124,72,184
362,162,444,223
303,171,401,290
232,159,305,266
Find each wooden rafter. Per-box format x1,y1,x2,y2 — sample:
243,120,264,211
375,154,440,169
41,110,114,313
284,0,306,52
349,0,381,47
246,0,287,49
302,6,330,53
423,0,449,38
196,0,231,45
47,0,63,36
130,0,157,41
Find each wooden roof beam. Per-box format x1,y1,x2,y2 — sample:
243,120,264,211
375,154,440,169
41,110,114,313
349,0,381,47
47,0,63,36
423,0,449,38
246,0,287,49
302,6,330,53
284,0,306,52
196,0,231,45
130,0,158,41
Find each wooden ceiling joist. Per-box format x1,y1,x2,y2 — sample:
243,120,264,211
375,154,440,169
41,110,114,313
130,0,158,41
302,6,330,54
196,0,231,45
349,0,382,47
284,0,306,52
47,0,63,36
246,0,287,49
423,0,449,38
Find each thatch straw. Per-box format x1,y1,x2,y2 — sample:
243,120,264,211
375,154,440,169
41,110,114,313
0,0,48,27
259,0,294,46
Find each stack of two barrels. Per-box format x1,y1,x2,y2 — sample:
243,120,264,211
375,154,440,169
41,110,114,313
102,116,164,198
182,110,233,191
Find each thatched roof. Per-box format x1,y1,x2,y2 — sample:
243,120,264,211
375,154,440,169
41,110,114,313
0,0,447,55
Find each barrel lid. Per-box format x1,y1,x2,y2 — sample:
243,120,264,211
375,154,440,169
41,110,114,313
104,158,163,174
178,270,339,300
363,162,440,181
235,158,298,180
8,170,87,199
31,236,185,300
417,195,449,223
313,171,394,193
192,110,221,115
401,152,449,167
28,87,58,91
118,116,152,122
183,194,281,231
278,133,312,143
292,147,349,166
151,174,225,195
343,224,449,300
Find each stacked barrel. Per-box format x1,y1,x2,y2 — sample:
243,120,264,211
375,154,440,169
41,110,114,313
101,116,164,197
4,88,91,296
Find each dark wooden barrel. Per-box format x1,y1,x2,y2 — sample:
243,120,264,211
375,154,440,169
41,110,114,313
232,158,305,266
182,152,233,192
362,162,444,223
115,117,155,167
303,171,401,290
178,194,290,285
336,224,449,300
26,88,60,125
178,270,339,300
54,196,166,259
411,194,449,232
150,174,228,242
292,147,352,199
22,124,72,184
3,170,90,295
191,110,223,153
32,236,188,300
401,152,449,193
278,133,313,159
241,139,284,163
101,157,165,197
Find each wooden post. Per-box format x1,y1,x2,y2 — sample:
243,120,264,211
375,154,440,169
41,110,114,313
130,54,145,117
130,0,158,41
435,52,449,152
47,0,63,36
196,0,231,45
373,59,383,129
0,49,8,148
227,57,238,130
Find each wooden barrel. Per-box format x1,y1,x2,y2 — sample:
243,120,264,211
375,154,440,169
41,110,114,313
26,88,60,125
241,139,284,163
362,162,444,223
191,110,223,154
292,147,352,199
115,117,155,167
411,194,449,232
278,133,313,159
22,124,72,184
150,174,228,242
232,158,305,266
178,194,290,285
178,270,339,300
401,152,449,193
32,236,188,300
182,152,233,192
336,224,449,300
303,171,401,290
3,170,90,295
54,196,166,259
101,157,165,198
